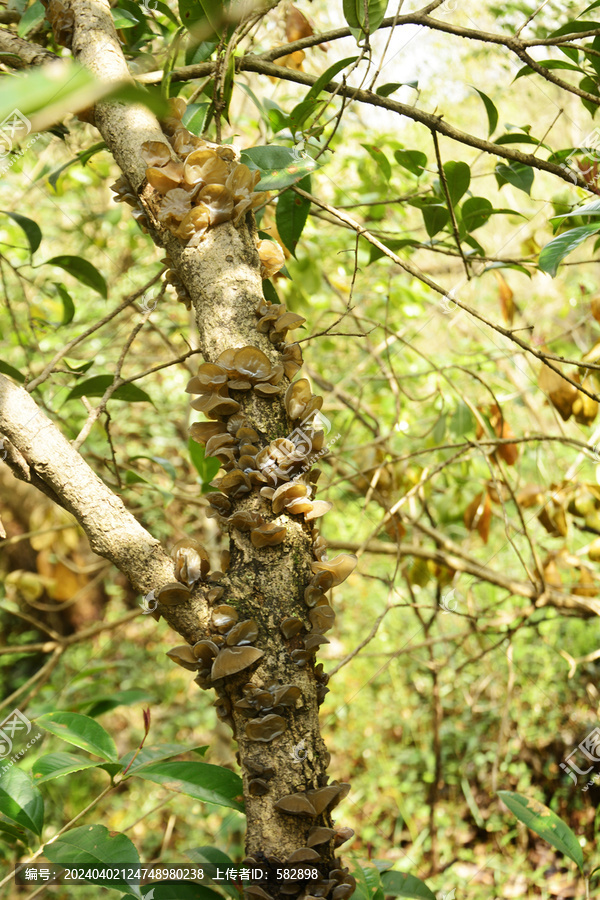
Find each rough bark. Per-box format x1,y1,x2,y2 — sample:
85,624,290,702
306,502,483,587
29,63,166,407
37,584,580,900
1,0,355,884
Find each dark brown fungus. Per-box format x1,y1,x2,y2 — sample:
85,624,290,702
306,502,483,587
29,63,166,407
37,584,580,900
192,639,220,666
245,887,273,900
307,827,336,847
254,383,282,397
207,586,225,602
280,617,304,640
291,649,311,666
286,849,321,863
286,497,314,515
311,554,358,588
282,343,303,379
331,886,354,900
189,420,226,445
229,511,263,531
248,778,270,796
311,570,334,592
271,684,302,707
226,619,259,646
245,714,286,742
309,605,336,633
303,634,330,653
190,393,241,418
217,470,252,498
307,785,343,815
316,684,329,705
211,645,264,680
166,645,198,671
333,826,355,847
250,523,287,548
156,582,191,606
305,586,325,608
211,604,238,632
246,759,276,780
274,792,318,817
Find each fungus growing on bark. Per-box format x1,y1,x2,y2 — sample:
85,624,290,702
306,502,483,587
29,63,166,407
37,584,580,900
307,826,336,847
171,538,210,585
211,645,264,680
311,554,358,587
257,239,285,279
140,140,172,167
280,617,304,639
226,619,259,646
274,792,318,817
250,523,287,547
211,604,239,632
303,634,330,653
248,777,270,796
306,500,333,521
166,645,198,671
309,605,335,633
156,582,191,606
286,848,321,863
245,714,287,742
147,165,184,194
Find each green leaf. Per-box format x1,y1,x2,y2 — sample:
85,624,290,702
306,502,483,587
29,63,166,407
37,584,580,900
352,863,382,900
0,767,44,836
45,141,107,191
422,202,449,238
32,752,99,785
0,211,42,253
0,360,26,382
54,283,75,326
495,162,534,195
376,82,402,96
553,198,600,219
118,743,200,775
472,87,498,136
43,255,107,299
514,59,583,79
178,0,226,39
37,711,118,762
112,7,141,27
538,222,600,276
394,149,427,177
548,19,600,37
133,761,244,811
368,238,420,263
276,176,311,256
18,0,45,37
461,196,493,231
84,689,155,718
183,102,210,136
580,74,600,117
498,791,584,873
343,0,388,35
185,846,239,898
443,160,470,205
450,401,474,436
44,824,139,890
0,816,31,845
287,57,357,133
64,375,152,404
362,144,391,180
379,870,436,899
494,133,550,150
188,438,221,490
241,145,322,190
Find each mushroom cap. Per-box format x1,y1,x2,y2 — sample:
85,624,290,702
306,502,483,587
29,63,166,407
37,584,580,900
285,379,313,421
286,497,314,515
171,538,210,584
257,239,285,279
189,392,241,418
189,421,226,445
205,433,236,458
303,633,330,653
146,165,183,193
192,639,220,666
282,343,303,380
245,714,286,742
309,604,336,633
206,492,232,515
229,510,263,532
226,619,259,646
271,684,302,707
280,617,305,640
218,470,252,498
253,382,282,398
274,792,318,817
198,184,234,225
211,604,239,632
304,585,326,607
177,205,210,242
333,826,355,848
249,778,270,796
233,346,272,382
306,500,333,521
250,523,287,548
211,645,264,680
331,886,354,900
156,582,192,606
272,482,309,515
291,649,311,666
141,140,172,167
307,826,336,847
311,554,358,587
166,644,198,671
311,570,334,592
187,363,229,392
287,848,321,863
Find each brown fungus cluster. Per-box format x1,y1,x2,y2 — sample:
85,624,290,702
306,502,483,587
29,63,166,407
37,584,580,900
138,99,270,248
